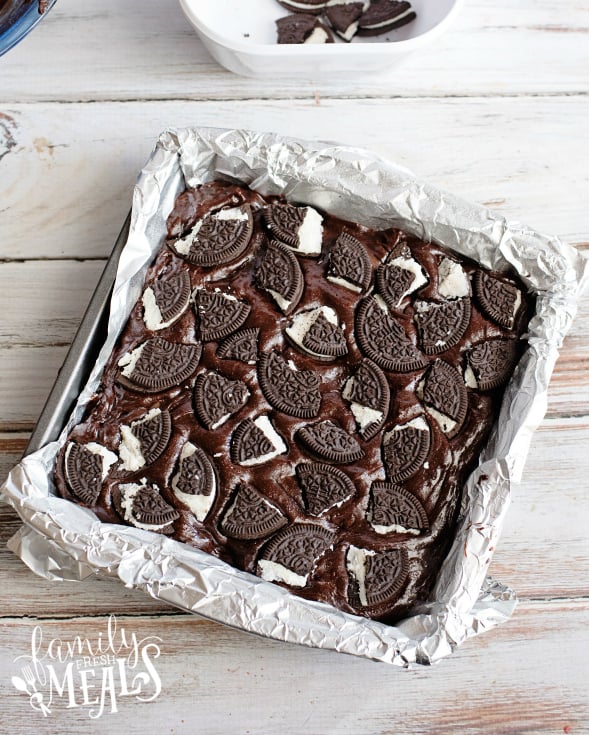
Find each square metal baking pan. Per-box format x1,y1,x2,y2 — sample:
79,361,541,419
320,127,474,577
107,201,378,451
25,213,131,457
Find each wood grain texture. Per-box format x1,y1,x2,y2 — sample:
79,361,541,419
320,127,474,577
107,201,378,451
0,602,587,734
0,0,588,102
1,97,589,261
0,0,588,728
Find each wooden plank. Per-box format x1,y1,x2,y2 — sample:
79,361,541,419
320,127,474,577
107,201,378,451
0,0,588,102
1,98,588,262
0,601,587,734
1,415,587,617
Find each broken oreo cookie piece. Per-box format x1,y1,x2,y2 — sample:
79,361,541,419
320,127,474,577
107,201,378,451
357,0,416,36
276,12,334,44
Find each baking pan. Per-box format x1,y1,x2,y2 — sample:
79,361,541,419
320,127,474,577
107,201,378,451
25,213,131,457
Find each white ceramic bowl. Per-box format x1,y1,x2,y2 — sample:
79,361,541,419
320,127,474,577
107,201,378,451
179,0,462,77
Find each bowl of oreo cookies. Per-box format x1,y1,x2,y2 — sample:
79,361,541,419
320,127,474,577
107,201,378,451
178,0,462,77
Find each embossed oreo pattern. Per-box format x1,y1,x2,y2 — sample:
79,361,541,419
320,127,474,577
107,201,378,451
56,181,531,624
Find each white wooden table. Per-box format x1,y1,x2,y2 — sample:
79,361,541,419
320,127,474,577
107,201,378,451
1,1,588,732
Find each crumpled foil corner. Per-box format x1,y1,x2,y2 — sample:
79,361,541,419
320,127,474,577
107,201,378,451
2,127,587,667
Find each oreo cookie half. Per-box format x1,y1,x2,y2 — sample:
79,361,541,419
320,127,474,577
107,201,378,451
368,482,429,535
220,483,288,540
327,231,372,293
194,371,250,430
112,481,179,534
474,271,522,330
342,359,390,441
346,546,409,613
195,289,251,342
256,240,304,314
257,523,336,587
258,351,321,419
142,269,191,331
117,337,201,394
286,305,347,361
414,298,471,355
357,0,416,36
216,328,259,365
296,462,356,515
382,416,431,482
277,0,327,15
356,296,427,373
276,13,334,44
231,415,288,466
419,360,468,439
64,441,117,505
296,420,364,464
169,204,253,267
375,246,429,312
465,339,518,391
263,202,323,256
118,408,172,472
325,3,364,42
171,442,217,522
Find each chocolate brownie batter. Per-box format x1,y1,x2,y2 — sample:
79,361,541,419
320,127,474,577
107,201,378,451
55,181,532,623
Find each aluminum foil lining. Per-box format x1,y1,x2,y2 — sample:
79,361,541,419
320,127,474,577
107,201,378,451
2,127,587,667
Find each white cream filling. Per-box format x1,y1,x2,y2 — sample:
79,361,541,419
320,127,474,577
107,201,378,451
438,258,470,299
174,219,203,256
294,207,323,256
171,443,216,522
66,442,117,481
214,206,249,222
346,546,375,607
258,560,308,588
464,364,478,389
240,415,287,467
384,415,429,442
343,375,383,430
268,288,292,313
372,523,420,536
304,27,329,44
512,290,522,323
142,286,183,331
118,408,161,472
387,254,429,305
425,405,457,435
373,294,389,314
119,482,169,532
286,305,339,357
118,343,145,378
327,274,362,293
350,402,383,430
327,0,369,7
337,20,359,41
362,7,414,30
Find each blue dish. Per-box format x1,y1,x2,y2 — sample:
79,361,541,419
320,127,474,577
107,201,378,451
0,0,55,58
